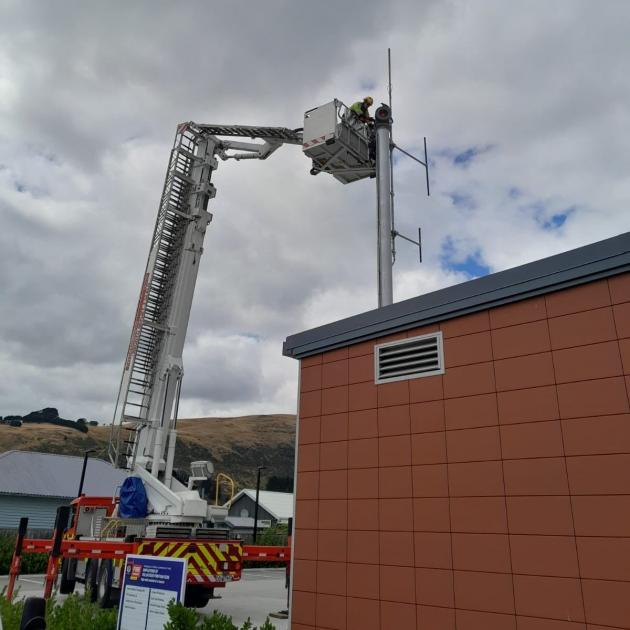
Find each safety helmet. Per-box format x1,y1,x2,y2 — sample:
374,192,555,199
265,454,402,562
364,96,374,106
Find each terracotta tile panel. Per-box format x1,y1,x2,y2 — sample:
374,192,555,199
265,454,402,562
414,567,454,607
404,324,440,339
510,534,579,578
300,390,321,418
319,470,347,499
495,352,555,392
322,359,349,389
317,530,347,562
301,364,322,392
348,468,378,499
513,575,584,622
454,570,515,614
498,385,559,425
380,531,415,566
443,362,496,398
412,464,449,497
348,409,378,439
452,533,511,573
316,592,346,630
562,414,630,456
347,498,379,531
456,609,517,630
577,537,630,581
490,296,547,329
302,354,323,368
500,421,564,459
349,354,374,384
292,590,316,626
409,374,444,403
545,281,611,318
444,331,493,367
380,435,412,467
316,560,347,596
557,377,629,418
348,382,378,411
619,338,630,374
297,471,319,501
504,458,569,495
441,311,490,338
322,385,349,415
445,393,499,430
318,499,347,530
294,529,318,559
379,466,413,498
379,498,414,532
347,597,380,630
413,532,452,569
553,341,623,384
290,624,315,630
298,444,320,472
448,461,505,496
347,530,378,564
548,307,617,350
492,320,551,360
413,497,451,532
379,601,416,630
348,438,378,469
411,432,447,465
320,442,348,472
507,497,574,536
566,454,630,495
349,338,376,358
418,605,455,630
572,496,630,536
299,416,321,445
379,565,416,603
446,426,501,462
609,272,630,304
581,578,630,628
378,380,410,407
323,347,349,363
293,559,317,593
295,499,319,529
410,400,445,433
321,412,348,442
347,563,379,599
450,497,508,533
515,618,585,630
613,302,630,338
377,404,411,437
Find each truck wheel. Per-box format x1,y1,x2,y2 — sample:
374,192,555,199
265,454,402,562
59,558,76,594
184,585,213,608
86,559,98,602
20,597,46,630
97,560,119,608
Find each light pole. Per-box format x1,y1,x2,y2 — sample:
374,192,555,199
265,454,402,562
77,449,97,497
252,465,266,544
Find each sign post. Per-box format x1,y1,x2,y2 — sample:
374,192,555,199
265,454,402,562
117,554,187,630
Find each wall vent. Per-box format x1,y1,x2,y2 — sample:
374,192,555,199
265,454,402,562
374,332,444,384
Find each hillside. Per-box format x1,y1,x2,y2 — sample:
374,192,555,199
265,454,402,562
0,414,296,489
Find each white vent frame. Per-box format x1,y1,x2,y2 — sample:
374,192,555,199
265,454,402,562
374,331,445,384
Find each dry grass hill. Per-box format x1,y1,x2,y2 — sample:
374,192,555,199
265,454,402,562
0,415,296,489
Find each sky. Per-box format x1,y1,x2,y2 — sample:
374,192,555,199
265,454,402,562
0,0,629,422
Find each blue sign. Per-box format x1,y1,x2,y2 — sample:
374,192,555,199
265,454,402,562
117,554,187,630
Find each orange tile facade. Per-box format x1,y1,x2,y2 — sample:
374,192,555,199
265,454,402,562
291,273,630,630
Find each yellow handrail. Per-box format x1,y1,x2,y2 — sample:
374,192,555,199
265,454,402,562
214,472,236,507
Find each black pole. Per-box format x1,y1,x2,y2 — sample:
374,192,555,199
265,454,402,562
77,449,96,497
252,465,265,544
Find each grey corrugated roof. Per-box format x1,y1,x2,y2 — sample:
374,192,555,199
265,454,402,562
0,451,127,498
228,489,294,520
283,231,630,359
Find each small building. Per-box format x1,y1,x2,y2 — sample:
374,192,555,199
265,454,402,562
227,489,294,527
0,450,127,531
283,232,630,630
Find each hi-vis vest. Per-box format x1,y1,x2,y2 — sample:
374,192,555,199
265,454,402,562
350,101,366,117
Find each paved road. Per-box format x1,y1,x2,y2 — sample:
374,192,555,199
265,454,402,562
0,568,288,630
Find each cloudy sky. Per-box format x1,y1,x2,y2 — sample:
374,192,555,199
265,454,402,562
1,0,628,422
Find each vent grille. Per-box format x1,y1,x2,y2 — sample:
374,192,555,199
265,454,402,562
374,332,444,384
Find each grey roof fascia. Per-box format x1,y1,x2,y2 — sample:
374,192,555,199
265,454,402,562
283,232,630,359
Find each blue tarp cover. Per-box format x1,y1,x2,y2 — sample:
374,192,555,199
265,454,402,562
119,476,148,518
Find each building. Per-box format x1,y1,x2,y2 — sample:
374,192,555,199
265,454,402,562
0,451,127,531
227,488,293,527
283,232,630,630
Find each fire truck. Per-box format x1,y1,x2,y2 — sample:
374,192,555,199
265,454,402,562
7,102,377,608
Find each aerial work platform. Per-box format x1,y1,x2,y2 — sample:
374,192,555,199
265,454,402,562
302,99,375,184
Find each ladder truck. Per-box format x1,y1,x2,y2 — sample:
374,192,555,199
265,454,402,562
7,100,378,609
